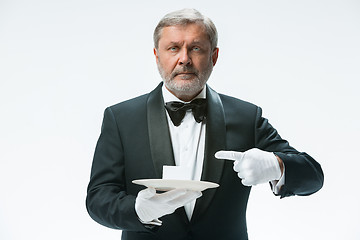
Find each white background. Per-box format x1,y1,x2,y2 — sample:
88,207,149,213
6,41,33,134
1,0,359,239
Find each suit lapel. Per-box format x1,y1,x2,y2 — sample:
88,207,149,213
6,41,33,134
192,85,226,221
147,83,175,178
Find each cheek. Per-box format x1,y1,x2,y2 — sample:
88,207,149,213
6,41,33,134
195,56,213,70
159,56,177,72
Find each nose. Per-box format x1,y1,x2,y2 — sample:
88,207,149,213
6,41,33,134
178,49,192,65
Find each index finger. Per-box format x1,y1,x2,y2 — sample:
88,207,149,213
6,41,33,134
153,188,188,203
215,150,245,161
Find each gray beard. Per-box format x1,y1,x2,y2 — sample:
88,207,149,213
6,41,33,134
157,62,213,98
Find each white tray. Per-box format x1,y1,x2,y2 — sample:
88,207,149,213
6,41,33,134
132,179,219,191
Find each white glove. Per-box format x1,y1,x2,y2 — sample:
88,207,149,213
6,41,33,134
215,148,282,186
135,187,202,225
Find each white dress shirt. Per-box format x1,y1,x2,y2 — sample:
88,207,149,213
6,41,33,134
162,85,206,220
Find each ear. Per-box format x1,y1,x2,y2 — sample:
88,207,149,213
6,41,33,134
211,48,219,66
154,48,159,64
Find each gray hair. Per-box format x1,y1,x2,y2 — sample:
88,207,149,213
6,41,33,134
153,8,218,50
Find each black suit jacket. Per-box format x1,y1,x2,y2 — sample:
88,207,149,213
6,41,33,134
86,83,324,240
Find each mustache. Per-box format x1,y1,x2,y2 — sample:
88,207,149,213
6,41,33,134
171,66,199,77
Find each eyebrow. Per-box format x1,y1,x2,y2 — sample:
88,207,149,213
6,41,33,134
167,40,207,46
168,41,183,46
191,40,207,45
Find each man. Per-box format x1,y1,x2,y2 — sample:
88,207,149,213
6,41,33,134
86,9,324,240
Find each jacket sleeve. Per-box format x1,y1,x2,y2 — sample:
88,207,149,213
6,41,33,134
254,107,324,198
86,107,150,231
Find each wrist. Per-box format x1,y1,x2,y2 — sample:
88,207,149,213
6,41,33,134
274,154,284,176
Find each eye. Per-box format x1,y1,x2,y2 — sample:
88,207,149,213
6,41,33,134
169,46,179,52
192,47,201,51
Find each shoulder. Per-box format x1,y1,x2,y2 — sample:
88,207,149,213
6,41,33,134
107,83,163,115
108,93,148,113
218,93,260,117
100,94,149,126
219,93,257,108
207,85,259,112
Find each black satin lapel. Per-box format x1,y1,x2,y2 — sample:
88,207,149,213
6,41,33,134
192,85,226,220
147,83,175,178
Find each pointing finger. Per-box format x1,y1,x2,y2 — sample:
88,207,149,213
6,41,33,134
215,150,245,161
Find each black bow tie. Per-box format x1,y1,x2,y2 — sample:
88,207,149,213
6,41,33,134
165,99,207,126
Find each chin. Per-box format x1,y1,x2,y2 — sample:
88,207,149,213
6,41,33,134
169,81,202,93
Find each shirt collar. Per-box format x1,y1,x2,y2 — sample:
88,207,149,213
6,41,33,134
162,84,207,103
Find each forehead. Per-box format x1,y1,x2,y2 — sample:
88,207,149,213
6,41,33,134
159,23,210,46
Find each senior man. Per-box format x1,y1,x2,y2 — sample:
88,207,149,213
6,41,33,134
86,8,324,240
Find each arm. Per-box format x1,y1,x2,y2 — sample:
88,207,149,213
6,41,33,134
254,107,324,198
86,107,148,231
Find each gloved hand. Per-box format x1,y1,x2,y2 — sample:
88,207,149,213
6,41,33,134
215,148,282,186
135,187,202,225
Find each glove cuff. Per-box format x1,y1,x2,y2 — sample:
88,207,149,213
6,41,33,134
138,216,162,226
